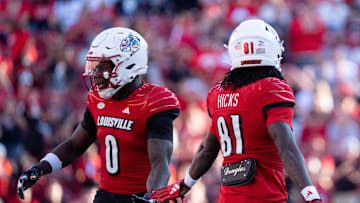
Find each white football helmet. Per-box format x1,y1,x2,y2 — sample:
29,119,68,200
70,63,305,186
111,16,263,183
227,19,284,71
83,27,148,99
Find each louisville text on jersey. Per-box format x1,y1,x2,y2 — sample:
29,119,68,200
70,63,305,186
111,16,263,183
217,93,240,108
97,115,134,131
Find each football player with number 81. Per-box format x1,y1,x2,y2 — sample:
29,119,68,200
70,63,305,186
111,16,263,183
150,19,322,203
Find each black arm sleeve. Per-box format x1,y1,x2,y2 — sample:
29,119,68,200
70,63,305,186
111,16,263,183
80,107,97,138
146,108,180,141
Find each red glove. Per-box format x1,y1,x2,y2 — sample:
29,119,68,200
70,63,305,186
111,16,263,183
307,200,322,203
150,179,189,202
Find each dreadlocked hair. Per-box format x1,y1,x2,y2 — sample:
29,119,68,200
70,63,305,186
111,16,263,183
221,66,285,90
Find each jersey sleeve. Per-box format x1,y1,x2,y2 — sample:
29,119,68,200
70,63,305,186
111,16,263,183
266,107,294,128
207,85,218,136
260,78,295,127
146,86,180,119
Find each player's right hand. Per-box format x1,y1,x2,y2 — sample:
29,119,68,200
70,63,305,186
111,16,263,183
150,179,190,202
17,166,42,199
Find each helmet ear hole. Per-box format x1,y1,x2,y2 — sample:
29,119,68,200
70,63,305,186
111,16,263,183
126,64,136,70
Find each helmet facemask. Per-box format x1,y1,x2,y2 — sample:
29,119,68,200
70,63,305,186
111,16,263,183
82,57,118,97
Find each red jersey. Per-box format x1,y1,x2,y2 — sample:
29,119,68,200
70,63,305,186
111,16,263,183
86,82,180,194
207,77,295,202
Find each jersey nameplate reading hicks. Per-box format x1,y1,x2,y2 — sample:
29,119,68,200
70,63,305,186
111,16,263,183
217,93,240,108
97,115,134,131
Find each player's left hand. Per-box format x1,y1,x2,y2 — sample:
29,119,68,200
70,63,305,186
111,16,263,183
307,200,322,203
150,179,190,202
17,166,42,199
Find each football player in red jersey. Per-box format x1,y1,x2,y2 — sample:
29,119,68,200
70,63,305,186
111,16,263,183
17,27,180,203
150,19,322,203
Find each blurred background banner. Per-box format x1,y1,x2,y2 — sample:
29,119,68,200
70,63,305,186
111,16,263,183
0,0,359,202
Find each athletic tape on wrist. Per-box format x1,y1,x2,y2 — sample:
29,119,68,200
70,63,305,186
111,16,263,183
40,153,62,172
301,185,320,201
184,168,199,187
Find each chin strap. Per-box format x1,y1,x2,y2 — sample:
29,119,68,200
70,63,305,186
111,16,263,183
99,85,122,99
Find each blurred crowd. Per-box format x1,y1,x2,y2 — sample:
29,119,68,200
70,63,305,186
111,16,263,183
0,0,359,202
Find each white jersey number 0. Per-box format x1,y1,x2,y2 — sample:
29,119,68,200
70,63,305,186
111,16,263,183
105,134,120,176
